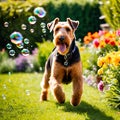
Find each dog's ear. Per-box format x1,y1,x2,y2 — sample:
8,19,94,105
67,18,79,31
47,18,59,32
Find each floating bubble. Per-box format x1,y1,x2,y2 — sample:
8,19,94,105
39,67,43,72
40,22,46,28
30,29,34,33
16,42,24,49
34,7,46,18
42,28,46,33
25,90,30,96
2,94,6,100
9,50,15,56
6,43,12,49
28,16,37,25
4,22,9,27
24,38,29,44
21,48,30,56
21,24,27,30
8,72,11,76
10,31,23,44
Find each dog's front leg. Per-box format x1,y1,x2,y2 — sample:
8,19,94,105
70,62,83,106
49,61,65,103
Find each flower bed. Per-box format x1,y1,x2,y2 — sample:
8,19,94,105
83,29,120,109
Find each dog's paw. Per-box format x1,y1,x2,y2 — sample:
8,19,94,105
70,95,81,106
40,90,48,101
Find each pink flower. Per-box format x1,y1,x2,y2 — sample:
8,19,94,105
116,29,120,36
98,81,104,91
98,30,104,36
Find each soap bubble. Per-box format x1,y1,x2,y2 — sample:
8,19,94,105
24,38,29,44
4,22,9,27
28,16,37,25
8,72,11,76
21,24,27,30
9,49,15,56
2,94,6,100
21,48,30,56
40,22,46,28
6,43,12,49
25,90,30,96
34,7,46,18
30,29,34,33
16,42,24,49
42,28,46,33
10,31,23,44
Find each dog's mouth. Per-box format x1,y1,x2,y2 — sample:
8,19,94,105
57,43,68,53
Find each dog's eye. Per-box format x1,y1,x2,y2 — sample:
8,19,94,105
66,27,71,32
55,28,60,32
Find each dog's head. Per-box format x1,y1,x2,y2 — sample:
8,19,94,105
47,18,79,55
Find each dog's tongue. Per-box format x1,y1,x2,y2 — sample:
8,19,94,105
58,44,66,53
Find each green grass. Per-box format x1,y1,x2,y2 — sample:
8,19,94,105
0,73,119,120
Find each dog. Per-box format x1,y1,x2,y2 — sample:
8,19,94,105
40,18,83,106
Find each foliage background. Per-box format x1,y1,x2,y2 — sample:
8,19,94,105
99,0,120,30
0,0,104,53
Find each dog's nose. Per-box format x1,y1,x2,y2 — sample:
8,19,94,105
59,36,65,41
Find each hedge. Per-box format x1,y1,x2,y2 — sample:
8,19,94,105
99,0,120,30
0,0,103,55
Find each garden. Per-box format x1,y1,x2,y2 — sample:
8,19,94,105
0,0,120,120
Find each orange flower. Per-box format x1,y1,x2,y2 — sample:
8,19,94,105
84,36,91,44
99,40,106,48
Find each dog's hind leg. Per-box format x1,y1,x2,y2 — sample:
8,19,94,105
40,69,50,101
40,59,51,101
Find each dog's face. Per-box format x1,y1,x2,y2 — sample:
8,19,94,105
47,18,79,55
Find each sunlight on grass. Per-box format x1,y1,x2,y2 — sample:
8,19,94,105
0,73,119,120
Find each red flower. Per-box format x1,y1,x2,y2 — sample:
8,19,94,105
110,40,116,46
105,38,110,44
93,39,100,48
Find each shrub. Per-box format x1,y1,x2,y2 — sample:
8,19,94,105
99,0,120,30
37,41,54,69
14,48,40,73
0,50,16,73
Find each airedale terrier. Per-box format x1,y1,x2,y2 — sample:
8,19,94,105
40,18,83,106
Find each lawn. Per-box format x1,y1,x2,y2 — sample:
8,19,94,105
0,73,119,120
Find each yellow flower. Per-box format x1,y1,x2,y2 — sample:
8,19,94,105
105,54,112,64
112,55,120,66
97,57,105,67
79,47,85,51
99,40,106,48
97,68,103,75
102,64,107,69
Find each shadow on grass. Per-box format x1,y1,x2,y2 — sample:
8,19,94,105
56,101,114,120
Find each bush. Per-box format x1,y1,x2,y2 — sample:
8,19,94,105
99,0,120,30
0,50,16,73
37,41,54,69
0,0,103,54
